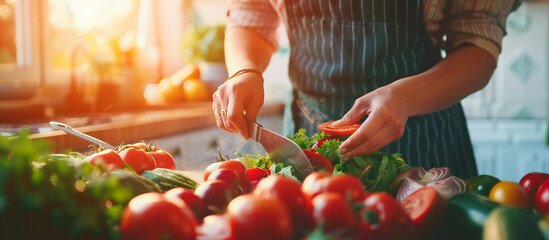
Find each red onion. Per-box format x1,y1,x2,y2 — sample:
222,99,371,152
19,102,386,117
418,167,451,185
396,178,425,202
426,176,466,199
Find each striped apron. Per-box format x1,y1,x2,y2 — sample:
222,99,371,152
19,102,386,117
281,0,477,179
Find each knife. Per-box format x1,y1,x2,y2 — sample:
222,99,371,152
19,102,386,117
246,118,314,179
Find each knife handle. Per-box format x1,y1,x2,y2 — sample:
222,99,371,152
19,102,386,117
245,117,262,142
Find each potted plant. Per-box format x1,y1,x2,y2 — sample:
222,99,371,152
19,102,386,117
181,24,227,90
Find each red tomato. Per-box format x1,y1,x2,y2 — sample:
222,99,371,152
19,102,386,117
118,148,157,174
227,194,294,240
120,192,197,240
254,175,314,234
196,214,232,240
148,148,176,170
520,172,549,199
203,162,223,181
194,180,239,216
164,187,206,221
203,160,247,188
535,180,549,215
311,136,338,152
83,149,124,171
302,172,366,204
208,169,242,193
318,120,361,136
401,187,447,239
132,142,148,150
311,192,359,237
303,150,334,174
358,192,413,240
489,181,531,210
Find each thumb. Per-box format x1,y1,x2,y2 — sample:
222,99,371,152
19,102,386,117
332,98,371,126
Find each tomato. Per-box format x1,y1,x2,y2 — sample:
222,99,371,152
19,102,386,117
311,192,359,237
489,181,531,210
358,192,413,240
147,148,176,170
467,174,501,197
227,194,294,240
194,180,239,216
132,142,148,150
311,137,338,152
535,179,549,215
82,149,124,171
204,162,223,181
401,187,447,239
303,150,334,174
203,160,247,188
207,168,242,193
120,192,197,240
318,120,361,136
118,148,157,175
196,214,232,240
302,172,366,204
254,175,313,234
520,172,549,199
164,187,206,221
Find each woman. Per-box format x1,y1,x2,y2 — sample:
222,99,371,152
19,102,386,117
212,0,520,179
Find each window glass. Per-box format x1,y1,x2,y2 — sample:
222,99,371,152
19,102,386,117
47,0,140,70
0,0,16,65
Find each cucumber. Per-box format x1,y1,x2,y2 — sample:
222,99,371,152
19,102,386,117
141,168,198,191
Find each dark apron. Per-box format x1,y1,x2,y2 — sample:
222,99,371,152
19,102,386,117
281,0,477,178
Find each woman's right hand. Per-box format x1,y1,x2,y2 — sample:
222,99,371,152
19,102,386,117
212,71,264,140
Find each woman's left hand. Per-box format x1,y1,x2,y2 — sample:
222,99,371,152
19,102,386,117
333,85,410,160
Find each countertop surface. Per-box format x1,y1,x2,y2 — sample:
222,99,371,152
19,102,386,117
27,102,284,152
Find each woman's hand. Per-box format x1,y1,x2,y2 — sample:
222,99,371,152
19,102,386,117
212,71,264,140
334,85,410,160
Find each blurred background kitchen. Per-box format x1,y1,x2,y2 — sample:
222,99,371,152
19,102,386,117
0,0,547,182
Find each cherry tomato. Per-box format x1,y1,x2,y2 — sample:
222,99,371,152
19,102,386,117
535,179,549,215
254,175,313,234
519,172,549,199
311,192,359,237
302,172,366,204
203,160,247,188
303,150,334,174
196,213,232,240
207,168,242,193
401,187,447,239
164,187,206,221
147,148,176,170
489,181,531,210
83,149,124,171
118,148,157,175
227,194,294,240
194,180,239,216
120,192,197,240
318,120,361,136
358,192,413,240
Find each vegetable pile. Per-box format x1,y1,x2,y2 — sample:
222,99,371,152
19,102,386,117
3,124,549,240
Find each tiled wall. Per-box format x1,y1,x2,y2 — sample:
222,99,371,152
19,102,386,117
462,0,549,181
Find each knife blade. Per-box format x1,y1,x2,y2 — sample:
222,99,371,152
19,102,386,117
246,119,314,178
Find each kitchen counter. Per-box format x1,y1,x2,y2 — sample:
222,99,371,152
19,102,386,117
28,102,284,153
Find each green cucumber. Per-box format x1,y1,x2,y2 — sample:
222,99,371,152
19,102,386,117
141,168,198,191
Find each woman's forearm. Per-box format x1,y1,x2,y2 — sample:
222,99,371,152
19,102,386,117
224,27,276,75
393,45,497,116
